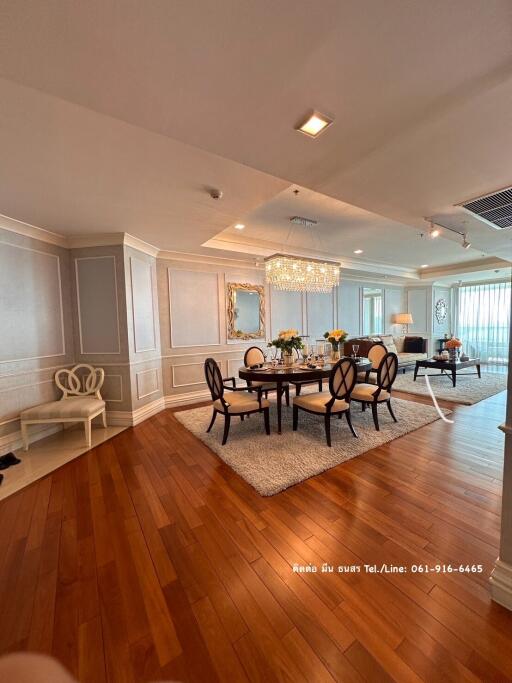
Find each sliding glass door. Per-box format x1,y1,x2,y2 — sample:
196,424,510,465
456,280,511,364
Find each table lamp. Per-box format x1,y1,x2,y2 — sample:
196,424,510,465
393,313,413,334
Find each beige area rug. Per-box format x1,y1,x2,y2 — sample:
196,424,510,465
394,368,507,405
175,395,449,496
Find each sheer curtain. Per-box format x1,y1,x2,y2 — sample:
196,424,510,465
456,280,511,364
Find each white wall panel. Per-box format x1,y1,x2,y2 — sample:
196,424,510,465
384,288,404,332
0,242,65,362
338,282,361,336
130,257,156,352
407,288,429,334
75,256,120,354
169,269,221,347
270,288,303,338
307,291,335,340
136,367,160,399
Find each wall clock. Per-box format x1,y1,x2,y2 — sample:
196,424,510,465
435,298,448,324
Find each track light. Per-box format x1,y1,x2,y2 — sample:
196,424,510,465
462,234,471,249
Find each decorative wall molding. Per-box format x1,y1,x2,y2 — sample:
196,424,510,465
136,367,160,399
171,362,206,388
103,374,124,403
75,255,122,355
168,268,222,348
130,256,157,352
164,390,211,408
0,213,67,247
0,423,63,454
0,241,66,363
108,397,165,426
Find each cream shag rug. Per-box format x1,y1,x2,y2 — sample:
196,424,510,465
175,396,449,496
394,368,507,405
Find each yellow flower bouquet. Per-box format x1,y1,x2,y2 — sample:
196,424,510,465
323,328,348,351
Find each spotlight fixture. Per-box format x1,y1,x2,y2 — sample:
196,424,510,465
420,264,429,268
296,111,333,138
462,234,471,249
353,249,363,254
234,223,245,230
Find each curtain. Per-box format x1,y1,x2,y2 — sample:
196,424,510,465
456,280,511,364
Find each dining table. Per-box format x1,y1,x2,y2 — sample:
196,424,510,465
239,357,372,434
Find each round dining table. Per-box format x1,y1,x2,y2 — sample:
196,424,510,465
239,358,372,434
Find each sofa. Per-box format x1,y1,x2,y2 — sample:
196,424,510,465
344,335,428,372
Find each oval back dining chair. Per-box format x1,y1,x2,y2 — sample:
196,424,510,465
204,358,270,445
357,342,387,384
350,352,398,431
292,358,358,447
243,346,290,404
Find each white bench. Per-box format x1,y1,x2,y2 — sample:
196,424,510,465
20,364,107,450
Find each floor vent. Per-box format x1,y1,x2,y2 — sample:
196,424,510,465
461,186,512,229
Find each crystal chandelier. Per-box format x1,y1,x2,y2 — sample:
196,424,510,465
264,254,341,293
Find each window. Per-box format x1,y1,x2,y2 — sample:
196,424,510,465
456,281,511,365
362,287,383,335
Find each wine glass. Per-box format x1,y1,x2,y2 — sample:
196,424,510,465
352,344,360,360
301,343,310,365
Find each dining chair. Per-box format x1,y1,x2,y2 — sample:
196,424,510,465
292,358,358,447
204,358,270,445
357,343,387,384
350,352,398,431
288,347,323,396
243,346,290,405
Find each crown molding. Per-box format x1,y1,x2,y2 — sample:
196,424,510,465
156,249,262,270
418,256,510,280
0,213,68,247
124,233,160,257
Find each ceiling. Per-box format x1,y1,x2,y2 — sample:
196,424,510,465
0,0,511,271
207,185,488,271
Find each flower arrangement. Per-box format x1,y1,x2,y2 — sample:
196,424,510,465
445,337,462,349
268,329,304,355
323,328,348,351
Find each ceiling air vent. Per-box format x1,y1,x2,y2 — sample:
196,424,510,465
460,186,512,229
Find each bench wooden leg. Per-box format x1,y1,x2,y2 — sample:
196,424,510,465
85,419,92,448
21,422,29,451
101,411,107,428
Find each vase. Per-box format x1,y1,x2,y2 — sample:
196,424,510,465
331,349,340,361
283,351,294,366
449,349,457,362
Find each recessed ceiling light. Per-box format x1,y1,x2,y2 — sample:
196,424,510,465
296,111,333,138
420,264,429,268
353,249,363,254
234,223,245,230
430,228,440,238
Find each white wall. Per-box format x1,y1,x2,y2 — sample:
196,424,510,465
338,280,406,337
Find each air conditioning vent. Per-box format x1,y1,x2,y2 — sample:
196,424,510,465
460,186,512,229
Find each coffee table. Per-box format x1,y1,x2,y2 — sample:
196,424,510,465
413,358,481,388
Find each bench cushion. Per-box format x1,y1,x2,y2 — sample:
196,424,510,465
21,397,105,420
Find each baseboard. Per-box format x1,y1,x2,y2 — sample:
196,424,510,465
164,389,211,408
490,558,512,611
0,423,63,455
107,397,166,427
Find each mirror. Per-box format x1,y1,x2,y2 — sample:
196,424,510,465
227,283,265,339
362,287,383,335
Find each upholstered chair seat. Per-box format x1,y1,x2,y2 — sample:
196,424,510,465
351,384,390,402
21,397,105,420
214,392,270,413
294,392,348,413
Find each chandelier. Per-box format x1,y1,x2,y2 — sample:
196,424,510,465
264,254,341,293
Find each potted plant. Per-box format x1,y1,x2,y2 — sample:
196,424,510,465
445,336,462,361
323,329,348,360
268,329,303,365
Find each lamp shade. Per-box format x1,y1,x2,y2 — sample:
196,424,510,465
393,313,413,325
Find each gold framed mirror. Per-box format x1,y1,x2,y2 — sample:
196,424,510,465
227,283,265,340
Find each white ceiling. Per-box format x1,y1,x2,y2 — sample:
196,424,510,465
208,185,487,270
0,0,511,270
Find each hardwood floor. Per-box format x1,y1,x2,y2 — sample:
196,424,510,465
0,388,511,682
